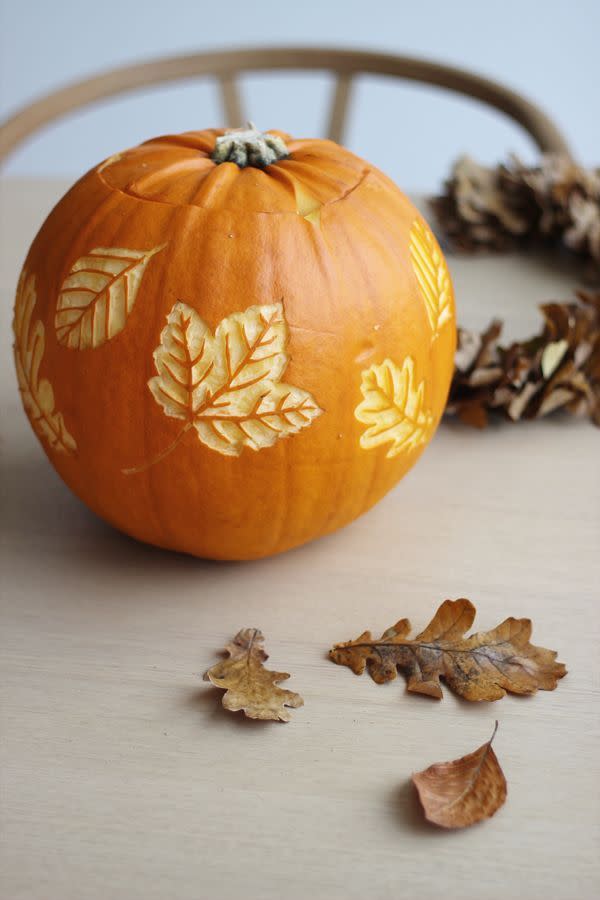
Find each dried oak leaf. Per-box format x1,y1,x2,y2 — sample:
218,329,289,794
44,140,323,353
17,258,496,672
447,290,600,427
329,599,566,702
413,722,507,828
203,628,303,722
431,153,600,280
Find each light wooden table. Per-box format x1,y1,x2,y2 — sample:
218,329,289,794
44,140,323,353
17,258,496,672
1,179,599,900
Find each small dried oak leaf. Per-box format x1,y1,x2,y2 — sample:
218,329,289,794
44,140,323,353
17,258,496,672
203,628,303,722
329,599,566,702
413,722,507,828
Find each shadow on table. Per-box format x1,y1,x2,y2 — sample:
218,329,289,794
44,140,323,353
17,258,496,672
0,445,344,591
1,448,220,574
182,687,285,731
390,779,456,836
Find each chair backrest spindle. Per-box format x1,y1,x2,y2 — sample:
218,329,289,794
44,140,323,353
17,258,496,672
218,74,244,128
327,73,354,144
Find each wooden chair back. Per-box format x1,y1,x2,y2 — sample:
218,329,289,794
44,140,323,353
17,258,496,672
0,46,571,163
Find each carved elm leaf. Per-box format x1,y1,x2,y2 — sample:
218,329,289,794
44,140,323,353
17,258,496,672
13,271,76,454
410,218,452,338
203,628,304,722
124,300,323,472
330,598,567,702
55,243,165,349
355,356,433,458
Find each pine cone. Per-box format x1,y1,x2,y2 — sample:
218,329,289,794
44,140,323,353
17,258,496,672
446,291,600,427
432,155,600,280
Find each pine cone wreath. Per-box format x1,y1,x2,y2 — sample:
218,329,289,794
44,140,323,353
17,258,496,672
446,291,600,427
432,155,600,281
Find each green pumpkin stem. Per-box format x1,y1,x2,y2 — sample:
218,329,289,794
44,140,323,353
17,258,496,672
211,123,289,169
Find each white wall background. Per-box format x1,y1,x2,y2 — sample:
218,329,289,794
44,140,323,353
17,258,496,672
1,0,598,190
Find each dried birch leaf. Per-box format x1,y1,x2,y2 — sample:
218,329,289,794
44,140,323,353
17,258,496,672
203,628,303,722
413,722,507,828
329,599,566,702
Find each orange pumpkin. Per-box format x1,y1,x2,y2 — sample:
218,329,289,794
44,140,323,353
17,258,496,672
13,126,455,560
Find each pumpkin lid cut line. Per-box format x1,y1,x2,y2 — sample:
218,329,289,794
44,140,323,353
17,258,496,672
97,167,371,220
97,131,370,216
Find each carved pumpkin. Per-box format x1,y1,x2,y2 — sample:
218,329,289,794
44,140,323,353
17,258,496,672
13,126,455,560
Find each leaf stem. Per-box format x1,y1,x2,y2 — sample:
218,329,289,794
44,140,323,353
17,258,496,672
121,422,192,475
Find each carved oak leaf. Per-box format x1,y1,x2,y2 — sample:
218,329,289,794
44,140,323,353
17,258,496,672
13,271,76,454
55,243,165,349
124,300,323,473
203,628,304,722
355,356,433,458
330,599,566,702
409,217,453,338
413,722,507,828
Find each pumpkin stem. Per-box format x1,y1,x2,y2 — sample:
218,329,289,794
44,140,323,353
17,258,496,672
211,123,289,169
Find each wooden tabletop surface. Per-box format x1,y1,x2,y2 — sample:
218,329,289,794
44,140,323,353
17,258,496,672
1,178,598,900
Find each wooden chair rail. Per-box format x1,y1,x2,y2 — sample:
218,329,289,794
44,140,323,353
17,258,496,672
0,46,572,164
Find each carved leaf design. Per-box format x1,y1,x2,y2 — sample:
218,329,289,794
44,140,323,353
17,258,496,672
125,300,323,472
214,302,288,388
55,243,165,349
355,356,433,458
410,218,452,338
195,382,323,456
13,271,76,454
149,301,223,420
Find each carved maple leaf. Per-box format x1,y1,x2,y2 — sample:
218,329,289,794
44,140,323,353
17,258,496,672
330,599,566,701
124,300,323,473
203,628,304,722
355,356,433,458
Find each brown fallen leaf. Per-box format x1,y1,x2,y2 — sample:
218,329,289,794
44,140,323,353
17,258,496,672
446,290,600,428
329,599,566,701
413,722,507,828
431,154,600,281
203,628,303,722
